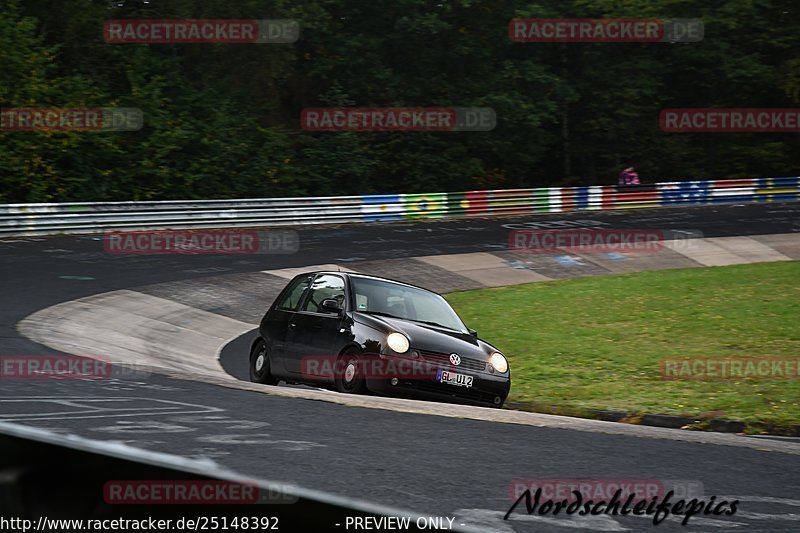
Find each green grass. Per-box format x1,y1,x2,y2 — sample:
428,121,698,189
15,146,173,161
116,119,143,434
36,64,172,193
445,261,800,431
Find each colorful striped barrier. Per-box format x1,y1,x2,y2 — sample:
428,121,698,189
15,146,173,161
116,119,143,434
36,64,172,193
1,177,798,236
361,177,798,220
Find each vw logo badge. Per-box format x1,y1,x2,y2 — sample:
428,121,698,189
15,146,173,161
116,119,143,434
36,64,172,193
449,353,461,366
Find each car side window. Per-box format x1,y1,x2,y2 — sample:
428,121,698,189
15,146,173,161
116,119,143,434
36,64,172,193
275,276,312,311
300,274,345,313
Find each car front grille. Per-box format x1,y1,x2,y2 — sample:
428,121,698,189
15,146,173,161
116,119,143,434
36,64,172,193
410,381,498,404
419,351,487,372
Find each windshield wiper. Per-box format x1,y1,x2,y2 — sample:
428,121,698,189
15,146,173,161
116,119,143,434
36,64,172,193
360,310,404,320
407,318,459,331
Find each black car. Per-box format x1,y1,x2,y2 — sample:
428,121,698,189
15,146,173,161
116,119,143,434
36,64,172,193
249,271,510,408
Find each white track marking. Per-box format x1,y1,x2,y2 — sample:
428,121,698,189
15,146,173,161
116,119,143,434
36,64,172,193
92,421,196,434
0,396,221,421
195,433,325,450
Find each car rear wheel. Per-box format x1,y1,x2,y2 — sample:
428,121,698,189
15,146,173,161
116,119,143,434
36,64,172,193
335,350,366,394
250,339,278,385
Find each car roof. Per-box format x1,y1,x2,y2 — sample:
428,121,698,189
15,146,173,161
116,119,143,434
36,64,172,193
301,271,436,293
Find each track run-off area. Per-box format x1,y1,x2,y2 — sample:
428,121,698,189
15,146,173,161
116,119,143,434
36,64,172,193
3,201,800,532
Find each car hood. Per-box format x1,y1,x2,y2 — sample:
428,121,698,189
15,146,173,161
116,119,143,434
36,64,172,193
353,312,495,358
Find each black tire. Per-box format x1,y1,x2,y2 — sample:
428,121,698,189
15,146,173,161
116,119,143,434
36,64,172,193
334,350,367,394
250,339,278,385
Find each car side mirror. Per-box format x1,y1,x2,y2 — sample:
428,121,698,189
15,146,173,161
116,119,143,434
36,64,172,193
468,328,478,337
321,298,343,314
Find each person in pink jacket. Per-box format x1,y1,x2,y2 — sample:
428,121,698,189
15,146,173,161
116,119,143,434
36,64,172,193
618,166,640,186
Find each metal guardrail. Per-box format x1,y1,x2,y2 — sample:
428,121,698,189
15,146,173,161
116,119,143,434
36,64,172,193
0,177,797,236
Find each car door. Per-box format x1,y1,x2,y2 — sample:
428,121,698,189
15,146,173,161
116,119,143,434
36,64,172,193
284,273,348,379
263,274,313,377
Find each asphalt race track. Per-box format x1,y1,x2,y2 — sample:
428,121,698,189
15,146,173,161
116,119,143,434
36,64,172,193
3,202,800,532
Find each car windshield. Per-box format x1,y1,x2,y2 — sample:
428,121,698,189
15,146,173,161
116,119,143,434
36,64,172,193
350,276,468,333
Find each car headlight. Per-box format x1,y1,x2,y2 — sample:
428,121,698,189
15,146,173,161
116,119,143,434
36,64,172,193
386,332,410,354
490,352,508,373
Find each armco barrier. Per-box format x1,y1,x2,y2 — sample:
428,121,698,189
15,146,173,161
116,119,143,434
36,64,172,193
0,177,797,236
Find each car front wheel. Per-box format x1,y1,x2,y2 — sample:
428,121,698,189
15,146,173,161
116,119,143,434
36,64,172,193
335,350,367,394
250,339,278,385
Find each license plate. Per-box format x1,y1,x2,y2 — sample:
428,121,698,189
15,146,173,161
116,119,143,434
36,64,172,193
437,369,473,388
